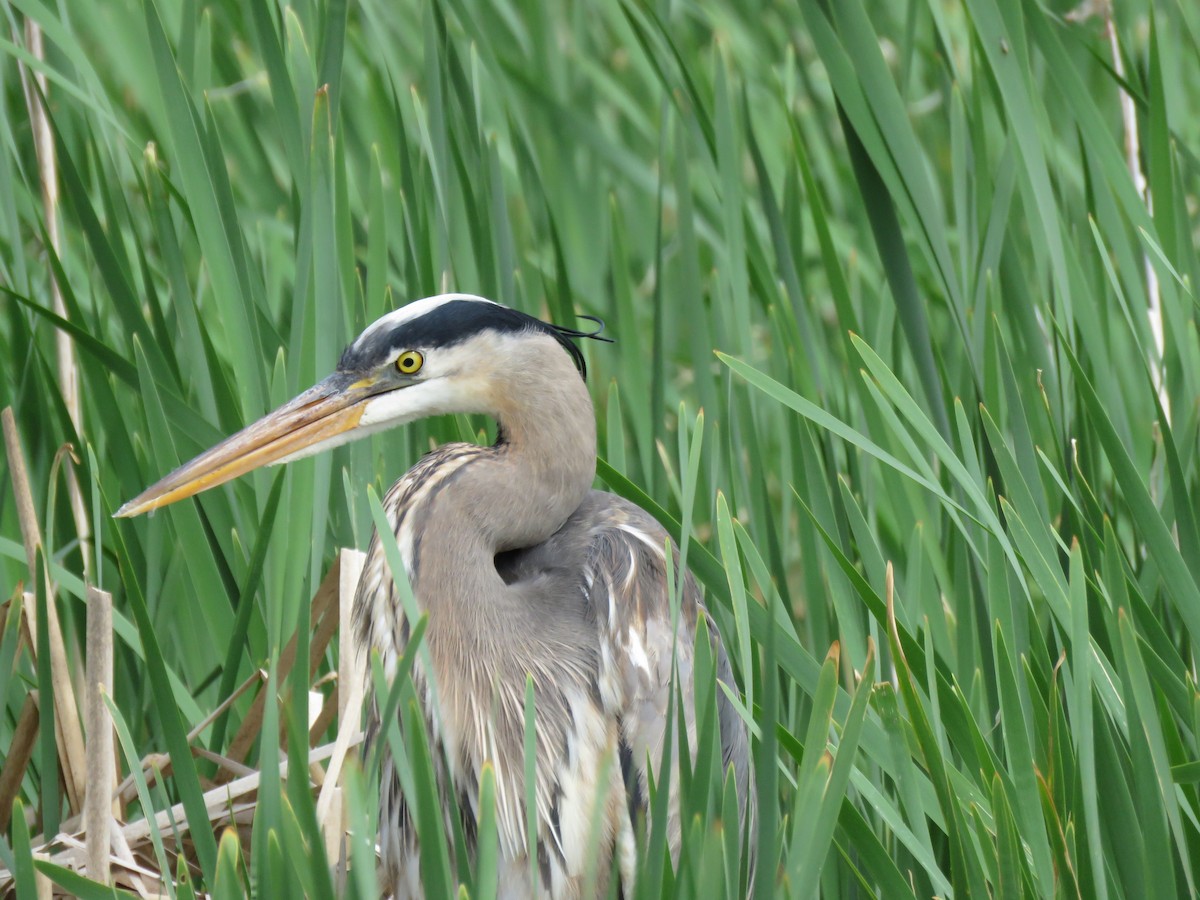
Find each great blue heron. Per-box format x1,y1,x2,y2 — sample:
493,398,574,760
118,294,754,896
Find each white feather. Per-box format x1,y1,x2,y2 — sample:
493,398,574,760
351,293,498,352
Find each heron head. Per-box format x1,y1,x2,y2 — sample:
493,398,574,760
115,294,609,517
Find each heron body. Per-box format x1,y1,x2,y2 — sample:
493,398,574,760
118,294,754,897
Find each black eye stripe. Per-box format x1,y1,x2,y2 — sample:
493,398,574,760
339,298,605,380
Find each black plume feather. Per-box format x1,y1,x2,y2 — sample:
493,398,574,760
546,315,614,378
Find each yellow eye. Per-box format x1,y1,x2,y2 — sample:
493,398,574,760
395,350,424,375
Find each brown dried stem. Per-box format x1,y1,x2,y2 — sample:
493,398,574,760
17,17,92,577
4,411,89,815
85,586,115,886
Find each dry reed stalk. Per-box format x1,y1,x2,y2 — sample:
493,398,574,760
316,548,366,851
18,18,92,577
3,409,88,815
84,586,114,886
0,691,40,832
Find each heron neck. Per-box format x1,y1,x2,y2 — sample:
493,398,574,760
417,361,596,590
488,368,597,549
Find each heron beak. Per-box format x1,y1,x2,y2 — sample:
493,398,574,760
115,372,383,518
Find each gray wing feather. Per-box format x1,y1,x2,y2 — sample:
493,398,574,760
488,488,755,884
572,492,755,862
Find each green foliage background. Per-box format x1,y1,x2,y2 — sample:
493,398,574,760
2,0,1199,896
